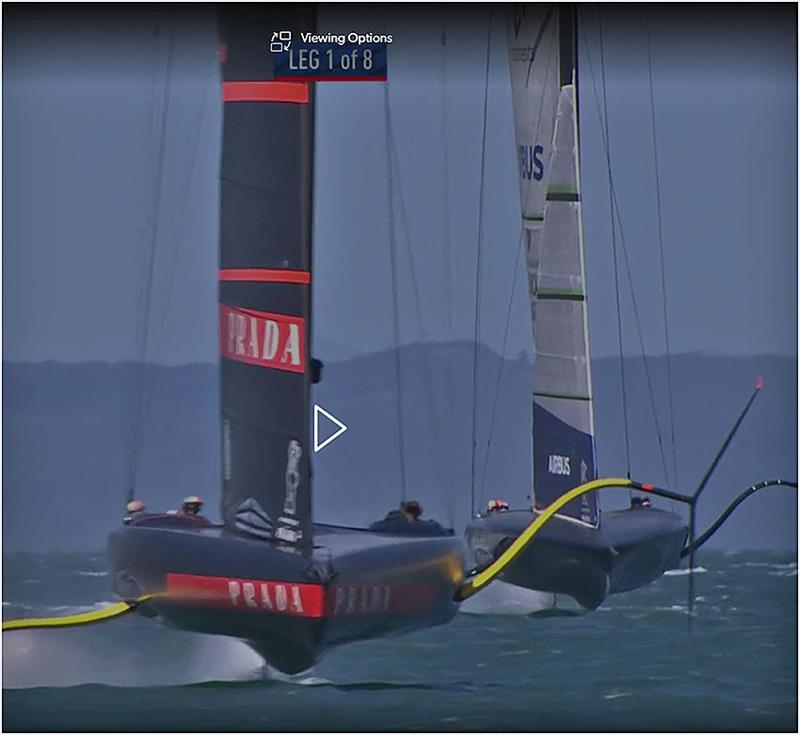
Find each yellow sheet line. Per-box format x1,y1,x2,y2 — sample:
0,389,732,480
456,477,635,600
2,594,159,631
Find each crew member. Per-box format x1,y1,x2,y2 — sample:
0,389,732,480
382,507,409,523
179,495,205,517
379,500,421,523
486,498,510,514
369,500,447,535
401,500,422,521
123,499,146,525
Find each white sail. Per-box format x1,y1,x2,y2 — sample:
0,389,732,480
506,5,561,315
531,84,598,525
507,5,561,218
507,5,598,525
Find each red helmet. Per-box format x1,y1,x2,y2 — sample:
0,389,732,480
487,499,510,513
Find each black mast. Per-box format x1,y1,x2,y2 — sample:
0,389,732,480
218,6,315,551
558,3,577,89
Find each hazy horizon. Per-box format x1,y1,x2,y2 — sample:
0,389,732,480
3,4,797,365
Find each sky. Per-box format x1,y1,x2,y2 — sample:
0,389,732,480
3,4,797,365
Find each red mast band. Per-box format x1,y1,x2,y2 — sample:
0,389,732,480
222,81,309,104
220,268,311,285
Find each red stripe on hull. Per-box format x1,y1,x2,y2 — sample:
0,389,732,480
222,81,309,104
166,573,324,618
220,304,306,374
326,582,441,617
164,573,442,620
220,268,311,285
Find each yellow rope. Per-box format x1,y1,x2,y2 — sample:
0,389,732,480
457,477,635,600
2,594,157,631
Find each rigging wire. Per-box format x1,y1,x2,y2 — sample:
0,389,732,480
597,9,631,481
140,47,215,510
151,49,216,353
382,81,408,505
385,85,457,526
479,230,525,499
645,9,680,489
439,23,457,523
470,11,492,518
439,26,453,334
127,19,176,505
379,10,455,523
579,8,672,487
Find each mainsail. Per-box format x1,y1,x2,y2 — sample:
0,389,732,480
218,8,315,549
508,5,598,524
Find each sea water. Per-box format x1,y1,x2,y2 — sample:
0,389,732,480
2,550,796,731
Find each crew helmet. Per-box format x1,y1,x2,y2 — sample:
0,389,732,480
401,500,422,519
181,495,204,514
487,498,510,513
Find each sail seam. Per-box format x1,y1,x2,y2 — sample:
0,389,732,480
534,288,585,301
533,390,591,402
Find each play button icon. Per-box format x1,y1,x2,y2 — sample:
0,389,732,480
313,404,348,452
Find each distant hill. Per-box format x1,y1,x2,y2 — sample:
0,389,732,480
2,347,796,552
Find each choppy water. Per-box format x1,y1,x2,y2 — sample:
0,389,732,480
2,550,797,731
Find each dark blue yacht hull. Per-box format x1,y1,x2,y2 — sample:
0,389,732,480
108,519,466,674
465,507,687,610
